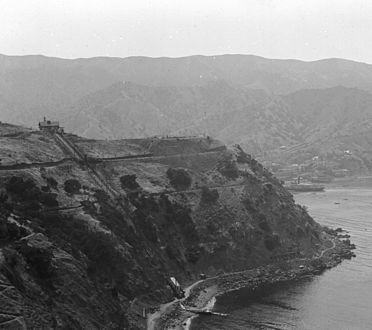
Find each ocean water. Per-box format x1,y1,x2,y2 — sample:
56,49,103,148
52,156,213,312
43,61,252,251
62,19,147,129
192,187,372,330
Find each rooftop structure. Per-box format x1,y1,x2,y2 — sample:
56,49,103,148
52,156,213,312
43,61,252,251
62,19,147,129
39,117,63,133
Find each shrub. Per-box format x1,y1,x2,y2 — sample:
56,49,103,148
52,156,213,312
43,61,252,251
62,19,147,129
64,179,81,194
258,220,271,232
39,192,59,207
120,174,140,190
46,177,58,189
185,245,201,264
234,145,251,164
166,168,192,189
21,200,42,211
94,189,110,203
21,245,54,279
264,234,281,251
41,186,50,192
0,192,8,203
7,222,21,240
137,215,158,243
5,177,42,213
165,245,176,260
296,226,305,238
4,176,62,213
201,186,219,203
5,176,40,200
217,158,239,179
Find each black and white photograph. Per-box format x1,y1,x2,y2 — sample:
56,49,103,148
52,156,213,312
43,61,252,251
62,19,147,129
0,1,370,329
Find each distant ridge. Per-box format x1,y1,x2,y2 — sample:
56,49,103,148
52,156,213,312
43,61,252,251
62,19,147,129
2,53,372,171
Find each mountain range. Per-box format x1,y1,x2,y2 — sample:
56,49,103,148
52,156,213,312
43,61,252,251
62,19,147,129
2,53,372,171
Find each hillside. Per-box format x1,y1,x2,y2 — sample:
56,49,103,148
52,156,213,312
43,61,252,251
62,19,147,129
274,87,372,171
2,53,372,175
0,123,353,329
3,53,372,128
61,81,372,173
62,80,303,151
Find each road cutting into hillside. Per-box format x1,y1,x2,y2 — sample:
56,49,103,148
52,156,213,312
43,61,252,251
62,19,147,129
147,237,344,330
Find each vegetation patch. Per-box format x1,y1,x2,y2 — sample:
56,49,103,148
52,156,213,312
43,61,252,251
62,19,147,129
64,179,81,194
217,157,239,179
46,176,58,189
185,245,202,264
235,145,252,163
18,242,55,279
36,212,135,297
258,219,272,232
5,176,59,212
264,234,281,251
166,168,192,190
200,186,219,203
120,174,140,190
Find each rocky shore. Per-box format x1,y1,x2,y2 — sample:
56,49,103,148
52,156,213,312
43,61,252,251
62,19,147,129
150,232,355,330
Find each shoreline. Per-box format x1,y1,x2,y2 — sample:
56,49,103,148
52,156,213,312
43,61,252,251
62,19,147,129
150,233,355,330
183,296,216,330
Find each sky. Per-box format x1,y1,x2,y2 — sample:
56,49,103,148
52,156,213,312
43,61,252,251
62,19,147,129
1,0,372,62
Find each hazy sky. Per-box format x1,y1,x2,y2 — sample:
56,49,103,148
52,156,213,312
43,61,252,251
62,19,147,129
1,0,372,62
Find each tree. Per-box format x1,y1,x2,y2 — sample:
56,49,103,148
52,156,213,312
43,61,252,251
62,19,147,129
64,179,81,194
166,168,192,189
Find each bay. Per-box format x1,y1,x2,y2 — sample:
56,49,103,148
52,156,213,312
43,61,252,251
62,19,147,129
192,187,372,330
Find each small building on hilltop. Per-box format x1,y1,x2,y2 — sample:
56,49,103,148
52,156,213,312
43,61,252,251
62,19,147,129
38,117,63,133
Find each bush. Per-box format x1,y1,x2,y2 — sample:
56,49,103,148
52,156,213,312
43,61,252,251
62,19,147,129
136,214,158,243
258,220,271,232
264,234,281,251
6,176,40,200
296,226,305,238
235,145,252,164
120,174,140,190
0,192,8,204
5,176,42,213
39,192,59,208
201,186,219,203
46,177,58,189
94,189,110,203
64,179,81,194
19,200,41,213
166,168,192,189
7,222,21,240
41,186,50,192
5,176,61,213
21,245,54,279
217,158,239,179
186,245,201,264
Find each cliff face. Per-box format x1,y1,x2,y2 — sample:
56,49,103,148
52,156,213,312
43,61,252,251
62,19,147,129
0,123,324,329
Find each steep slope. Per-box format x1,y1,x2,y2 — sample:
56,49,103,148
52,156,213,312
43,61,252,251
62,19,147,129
0,123,353,329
